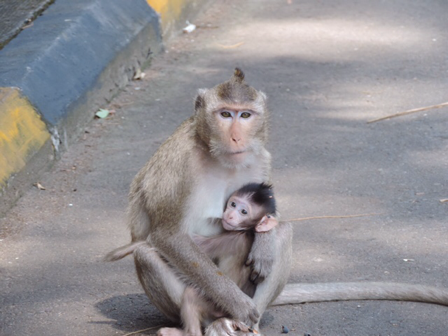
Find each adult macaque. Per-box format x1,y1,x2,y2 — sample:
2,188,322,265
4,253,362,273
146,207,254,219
123,68,291,335
108,69,448,335
157,182,277,336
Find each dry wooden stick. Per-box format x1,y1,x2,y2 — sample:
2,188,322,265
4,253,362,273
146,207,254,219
287,213,380,222
216,42,245,49
123,325,164,336
367,102,448,124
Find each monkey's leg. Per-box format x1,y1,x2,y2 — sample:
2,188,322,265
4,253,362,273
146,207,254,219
180,286,206,336
157,328,184,336
252,222,293,328
157,287,206,336
134,244,185,323
205,318,258,336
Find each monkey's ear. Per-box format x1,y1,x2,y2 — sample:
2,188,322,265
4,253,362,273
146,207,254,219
195,89,207,111
255,215,278,233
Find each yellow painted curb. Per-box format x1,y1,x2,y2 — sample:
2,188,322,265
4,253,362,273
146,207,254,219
0,88,50,188
147,0,187,34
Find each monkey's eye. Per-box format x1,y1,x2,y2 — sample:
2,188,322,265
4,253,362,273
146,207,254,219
240,112,251,119
241,209,248,215
230,202,236,208
221,111,232,118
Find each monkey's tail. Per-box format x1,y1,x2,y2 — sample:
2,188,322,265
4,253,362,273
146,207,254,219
104,241,146,262
272,282,448,307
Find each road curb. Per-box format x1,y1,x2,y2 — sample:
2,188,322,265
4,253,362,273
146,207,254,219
0,0,203,216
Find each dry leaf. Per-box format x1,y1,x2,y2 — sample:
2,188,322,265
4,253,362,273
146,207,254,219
133,69,145,80
95,109,109,119
183,21,196,33
34,182,46,190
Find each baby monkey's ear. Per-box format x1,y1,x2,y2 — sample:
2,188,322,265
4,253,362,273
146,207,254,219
255,215,278,232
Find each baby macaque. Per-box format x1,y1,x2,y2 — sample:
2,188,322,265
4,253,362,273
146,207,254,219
157,183,278,336
194,182,278,297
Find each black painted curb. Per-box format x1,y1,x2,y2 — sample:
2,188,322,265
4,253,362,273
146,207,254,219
0,0,162,149
0,0,163,216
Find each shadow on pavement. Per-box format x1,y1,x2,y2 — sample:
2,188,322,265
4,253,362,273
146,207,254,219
95,293,174,334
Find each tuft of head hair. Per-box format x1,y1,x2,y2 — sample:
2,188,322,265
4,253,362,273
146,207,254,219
215,67,257,103
233,68,245,83
236,183,276,215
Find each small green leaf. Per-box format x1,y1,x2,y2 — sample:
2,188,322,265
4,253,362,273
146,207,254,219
95,109,109,119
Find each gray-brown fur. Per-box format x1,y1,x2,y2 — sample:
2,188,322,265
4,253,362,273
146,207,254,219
215,68,257,103
194,230,256,298
122,68,279,333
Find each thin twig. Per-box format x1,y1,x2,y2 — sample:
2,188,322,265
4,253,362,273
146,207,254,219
123,325,164,336
287,213,380,222
367,102,448,124
216,42,245,49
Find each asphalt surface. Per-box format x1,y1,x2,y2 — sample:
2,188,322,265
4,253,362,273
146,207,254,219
1,0,448,335
0,0,53,49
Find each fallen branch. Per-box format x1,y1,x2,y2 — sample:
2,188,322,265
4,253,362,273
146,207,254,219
287,213,380,222
123,325,164,336
367,102,448,124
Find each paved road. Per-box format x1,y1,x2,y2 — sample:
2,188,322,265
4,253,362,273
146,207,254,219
0,0,52,48
1,0,447,335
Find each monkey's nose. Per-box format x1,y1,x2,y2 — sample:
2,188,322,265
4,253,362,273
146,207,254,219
231,136,241,143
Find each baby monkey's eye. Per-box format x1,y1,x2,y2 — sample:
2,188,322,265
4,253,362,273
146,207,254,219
221,111,232,118
230,202,236,208
241,209,248,215
240,112,251,119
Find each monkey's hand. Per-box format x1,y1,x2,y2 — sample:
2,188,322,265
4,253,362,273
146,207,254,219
246,229,275,284
221,289,259,326
204,318,261,336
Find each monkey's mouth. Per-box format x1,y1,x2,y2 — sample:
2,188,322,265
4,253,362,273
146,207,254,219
229,150,246,155
222,220,243,231
222,220,236,230
222,220,232,228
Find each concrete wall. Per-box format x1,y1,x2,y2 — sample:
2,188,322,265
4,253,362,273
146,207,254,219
0,0,205,216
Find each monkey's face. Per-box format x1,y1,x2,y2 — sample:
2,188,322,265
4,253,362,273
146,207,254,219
211,107,265,165
222,195,263,231
194,70,269,168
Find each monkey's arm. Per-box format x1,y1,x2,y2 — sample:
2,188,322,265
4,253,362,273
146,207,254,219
246,227,276,284
150,228,259,325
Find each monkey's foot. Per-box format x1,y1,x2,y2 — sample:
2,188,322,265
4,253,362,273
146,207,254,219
204,318,260,336
157,327,184,336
